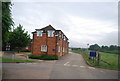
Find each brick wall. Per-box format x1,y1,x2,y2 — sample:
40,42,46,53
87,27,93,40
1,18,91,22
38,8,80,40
32,32,56,56
32,26,69,57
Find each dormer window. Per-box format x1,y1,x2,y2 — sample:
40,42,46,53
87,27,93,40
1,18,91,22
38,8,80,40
37,30,43,37
64,36,66,41
47,30,55,37
62,34,64,39
55,32,59,37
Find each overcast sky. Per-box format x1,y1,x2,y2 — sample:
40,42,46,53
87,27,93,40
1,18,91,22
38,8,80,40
11,1,118,48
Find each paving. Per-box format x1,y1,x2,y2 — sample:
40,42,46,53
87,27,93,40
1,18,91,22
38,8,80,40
2,52,118,79
2,51,40,61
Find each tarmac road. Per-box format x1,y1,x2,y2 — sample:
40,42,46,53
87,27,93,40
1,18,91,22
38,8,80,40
2,52,118,79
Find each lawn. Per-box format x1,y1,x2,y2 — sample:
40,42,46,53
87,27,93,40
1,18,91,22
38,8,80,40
72,50,119,70
99,52,118,69
0,57,35,63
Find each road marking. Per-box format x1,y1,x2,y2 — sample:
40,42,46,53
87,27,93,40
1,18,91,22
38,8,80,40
64,62,70,66
45,61,56,63
72,65,78,67
88,67,95,69
80,66,85,68
65,64,70,66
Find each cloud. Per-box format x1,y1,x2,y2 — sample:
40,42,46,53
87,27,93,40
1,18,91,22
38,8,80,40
12,0,119,2
63,15,117,47
11,2,118,47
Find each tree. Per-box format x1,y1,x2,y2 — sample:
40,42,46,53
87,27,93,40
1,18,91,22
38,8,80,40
89,44,100,51
9,24,30,52
109,45,118,50
101,45,109,50
104,46,109,50
2,2,14,50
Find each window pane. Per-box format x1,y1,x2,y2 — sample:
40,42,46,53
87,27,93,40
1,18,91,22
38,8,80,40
48,30,54,37
41,45,47,52
58,46,60,52
37,31,43,37
37,31,39,36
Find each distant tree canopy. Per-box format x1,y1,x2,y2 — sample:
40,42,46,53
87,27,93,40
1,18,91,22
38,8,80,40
71,48,81,50
101,46,109,50
71,44,119,54
89,44,100,51
9,24,31,52
88,44,119,54
2,2,14,50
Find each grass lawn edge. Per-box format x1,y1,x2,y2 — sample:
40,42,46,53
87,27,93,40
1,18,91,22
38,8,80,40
74,52,119,70
1,58,37,63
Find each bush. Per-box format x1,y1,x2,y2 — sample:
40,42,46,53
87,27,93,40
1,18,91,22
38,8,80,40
28,54,58,60
20,50,30,52
40,54,58,60
28,54,41,59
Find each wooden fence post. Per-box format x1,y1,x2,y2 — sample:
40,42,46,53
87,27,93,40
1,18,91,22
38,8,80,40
97,52,100,65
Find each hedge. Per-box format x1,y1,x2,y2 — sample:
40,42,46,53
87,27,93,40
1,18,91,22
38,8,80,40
28,54,58,60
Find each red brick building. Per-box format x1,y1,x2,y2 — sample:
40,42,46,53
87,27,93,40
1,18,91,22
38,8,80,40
31,25,69,57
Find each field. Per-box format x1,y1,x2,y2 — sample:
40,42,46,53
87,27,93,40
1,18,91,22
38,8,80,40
99,52,118,69
72,49,119,70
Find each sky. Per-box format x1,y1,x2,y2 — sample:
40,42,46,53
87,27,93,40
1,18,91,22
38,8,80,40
11,1,118,48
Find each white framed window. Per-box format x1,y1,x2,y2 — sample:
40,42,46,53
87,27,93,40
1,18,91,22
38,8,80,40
59,34,61,38
62,34,64,39
63,47,64,52
25,47,28,49
64,36,66,41
37,30,43,37
41,45,47,52
55,33,59,37
47,30,55,37
58,46,60,52
59,32,61,38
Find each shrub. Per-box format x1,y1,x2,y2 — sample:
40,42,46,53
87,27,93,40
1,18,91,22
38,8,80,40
40,54,58,60
28,54,40,59
20,50,30,52
28,54,58,60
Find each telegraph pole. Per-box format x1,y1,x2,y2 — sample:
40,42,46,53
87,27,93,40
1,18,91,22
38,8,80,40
87,43,89,57
87,44,89,51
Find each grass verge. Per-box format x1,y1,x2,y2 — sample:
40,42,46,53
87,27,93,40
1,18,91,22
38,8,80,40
73,50,118,70
0,57,35,63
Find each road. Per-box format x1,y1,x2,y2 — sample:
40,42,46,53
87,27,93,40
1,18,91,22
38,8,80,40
2,52,118,79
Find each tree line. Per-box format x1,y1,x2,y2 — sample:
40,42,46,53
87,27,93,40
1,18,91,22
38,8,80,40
2,2,31,52
89,44,119,54
71,44,119,54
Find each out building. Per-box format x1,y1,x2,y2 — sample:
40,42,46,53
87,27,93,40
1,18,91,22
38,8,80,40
31,25,69,57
